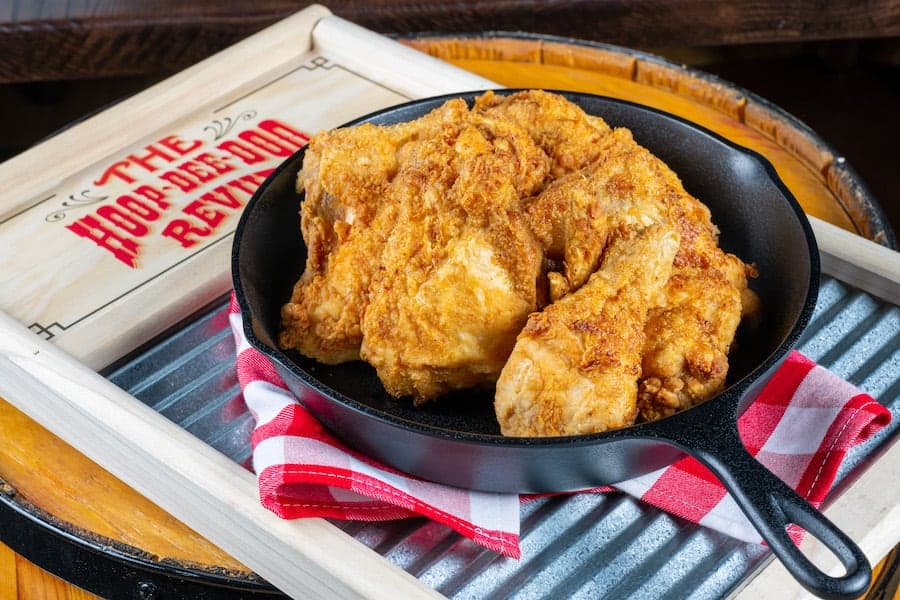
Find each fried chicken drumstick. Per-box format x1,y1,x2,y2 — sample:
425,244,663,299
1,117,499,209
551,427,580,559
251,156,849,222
495,226,679,436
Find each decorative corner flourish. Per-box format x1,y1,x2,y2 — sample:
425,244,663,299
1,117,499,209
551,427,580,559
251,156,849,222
302,56,333,70
203,109,258,141
45,190,110,223
28,321,67,340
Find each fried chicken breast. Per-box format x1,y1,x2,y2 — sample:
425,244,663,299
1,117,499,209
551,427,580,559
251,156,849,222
279,99,469,363
360,114,548,401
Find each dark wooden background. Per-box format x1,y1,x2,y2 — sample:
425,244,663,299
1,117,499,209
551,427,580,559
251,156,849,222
1,0,898,233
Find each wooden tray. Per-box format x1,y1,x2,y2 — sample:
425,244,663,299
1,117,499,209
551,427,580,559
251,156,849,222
0,7,897,599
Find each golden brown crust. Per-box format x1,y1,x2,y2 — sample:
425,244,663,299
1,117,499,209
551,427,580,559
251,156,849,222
359,115,546,400
280,90,759,432
495,226,679,436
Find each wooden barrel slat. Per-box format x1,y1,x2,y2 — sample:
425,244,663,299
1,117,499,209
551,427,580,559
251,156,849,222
0,540,17,599
0,397,249,572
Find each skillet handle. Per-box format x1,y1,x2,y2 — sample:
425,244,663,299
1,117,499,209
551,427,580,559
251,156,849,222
679,417,871,600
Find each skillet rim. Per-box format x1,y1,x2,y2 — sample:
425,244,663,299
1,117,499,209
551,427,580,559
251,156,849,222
231,88,820,448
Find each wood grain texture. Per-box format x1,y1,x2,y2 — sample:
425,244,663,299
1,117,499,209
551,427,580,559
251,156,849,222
0,397,248,571
1,0,899,83
13,553,100,600
0,539,17,600
811,217,900,305
0,1,305,83
0,311,440,599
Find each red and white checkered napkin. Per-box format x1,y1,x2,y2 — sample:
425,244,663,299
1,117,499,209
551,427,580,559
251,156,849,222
228,296,891,558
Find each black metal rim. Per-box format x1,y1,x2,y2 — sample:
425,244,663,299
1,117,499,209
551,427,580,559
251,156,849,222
0,486,283,598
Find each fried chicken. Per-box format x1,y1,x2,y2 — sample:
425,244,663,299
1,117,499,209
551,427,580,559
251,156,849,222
514,125,757,427
637,186,757,421
524,127,672,300
495,226,679,436
359,113,548,401
279,99,470,363
633,129,758,421
473,89,612,178
279,89,759,433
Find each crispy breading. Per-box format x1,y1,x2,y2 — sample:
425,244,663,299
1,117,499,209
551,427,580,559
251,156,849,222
634,134,758,421
360,113,548,401
474,90,612,178
279,99,469,363
280,90,759,432
522,123,757,425
637,210,757,421
495,226,679,436
524,127,671,299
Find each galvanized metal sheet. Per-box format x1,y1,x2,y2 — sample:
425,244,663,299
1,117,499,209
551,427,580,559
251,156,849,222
106,275,899,598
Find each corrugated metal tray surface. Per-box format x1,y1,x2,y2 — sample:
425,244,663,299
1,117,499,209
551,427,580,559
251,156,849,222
107,275,899,599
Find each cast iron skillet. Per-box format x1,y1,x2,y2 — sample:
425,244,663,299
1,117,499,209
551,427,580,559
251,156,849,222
233,90,869,599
